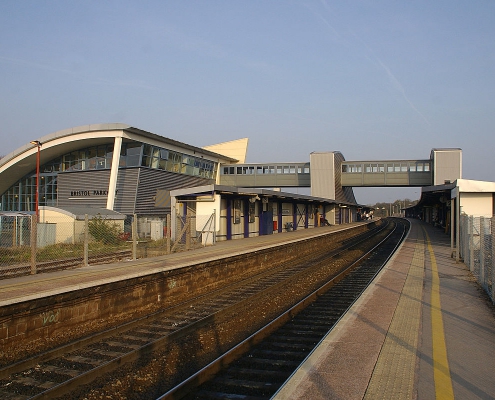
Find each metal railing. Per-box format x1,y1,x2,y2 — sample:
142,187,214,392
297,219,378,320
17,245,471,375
0,212,216,279
459,215,494,303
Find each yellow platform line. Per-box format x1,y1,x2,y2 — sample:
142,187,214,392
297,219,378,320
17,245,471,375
425,230,454,399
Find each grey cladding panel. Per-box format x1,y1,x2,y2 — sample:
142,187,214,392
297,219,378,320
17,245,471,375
114,169,140,214
136,168,213,216
57,169,140,214
57,170,111,209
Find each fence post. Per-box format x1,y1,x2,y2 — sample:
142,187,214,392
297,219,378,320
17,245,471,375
13,216,17,247
84,214,89,267
213,209,217,244
166,214,171,254
492,217,495,303
186,214,191,250
469,216,474,273
30,215,37,275
480,217,485,288
132,214,137,260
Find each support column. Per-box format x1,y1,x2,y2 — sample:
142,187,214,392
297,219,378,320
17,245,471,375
106,136,122,210
456,193,460,262
226,199,232,240
450,199,455,257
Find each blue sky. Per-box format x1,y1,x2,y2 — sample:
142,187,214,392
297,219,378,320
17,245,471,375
1,1,494,204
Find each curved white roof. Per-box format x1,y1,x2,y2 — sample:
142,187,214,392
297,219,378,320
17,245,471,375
0,123,238,195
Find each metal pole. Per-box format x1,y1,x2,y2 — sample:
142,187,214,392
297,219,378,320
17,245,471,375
132,214,138,260
480,216,485,287
35,144,40,222
470,216,475,272
30,214,37,275
491,217,495,303
185,214,191,250
166,214,171,254
456,193,460,262
84,214,89,267
213,209,216,244
450,199,455,257
29,141,42,222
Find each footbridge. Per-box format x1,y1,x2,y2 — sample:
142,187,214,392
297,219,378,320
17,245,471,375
218,148,462,204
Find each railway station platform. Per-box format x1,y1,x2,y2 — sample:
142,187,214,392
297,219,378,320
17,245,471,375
274,218,495,400
0,222,366,308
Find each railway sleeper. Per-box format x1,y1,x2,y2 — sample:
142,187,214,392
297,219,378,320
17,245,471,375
283,318,335,328
192,388,268,400
249,349,306,361
208,376,280,393
238,357,301,369
267,335,318,345
263,341,313,352
226,366,290,380
274,327,326,338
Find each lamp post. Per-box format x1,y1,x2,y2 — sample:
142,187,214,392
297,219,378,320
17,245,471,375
30,140,42,222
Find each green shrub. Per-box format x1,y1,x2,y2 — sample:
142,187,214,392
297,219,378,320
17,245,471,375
88,215,122,245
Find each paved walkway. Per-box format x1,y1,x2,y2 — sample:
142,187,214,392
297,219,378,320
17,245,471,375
274,218,495,399
0,223,364,307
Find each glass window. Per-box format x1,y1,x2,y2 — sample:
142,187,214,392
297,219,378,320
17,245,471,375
143,144,153,157
94,158,104,169
126,144,142,167
96,146,106,157
158,158,167,170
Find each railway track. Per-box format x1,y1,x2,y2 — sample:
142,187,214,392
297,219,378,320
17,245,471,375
163,218,408,400
0,219,405,400
0,250,132,279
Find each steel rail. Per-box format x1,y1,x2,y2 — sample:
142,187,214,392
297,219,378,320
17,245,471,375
0,221,390,399
158,220,406,399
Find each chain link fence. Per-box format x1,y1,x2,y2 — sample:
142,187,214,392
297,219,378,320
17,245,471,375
0,212,216,279
459,214,495,303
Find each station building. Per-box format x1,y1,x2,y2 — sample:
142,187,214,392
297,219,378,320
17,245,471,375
0,124,359,241
1,123,477,243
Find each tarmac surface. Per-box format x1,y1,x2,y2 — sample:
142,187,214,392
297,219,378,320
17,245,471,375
274,218,495,400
